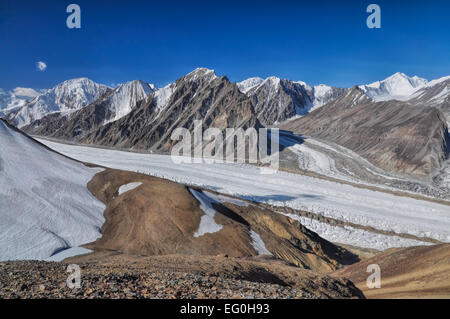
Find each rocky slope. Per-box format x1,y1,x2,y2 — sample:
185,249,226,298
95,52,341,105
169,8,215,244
85,168,358,272
0,255,364,299
282,87,450,178
244,77,312,125
333,243,450,298
408,77,450,125
238,76,346,125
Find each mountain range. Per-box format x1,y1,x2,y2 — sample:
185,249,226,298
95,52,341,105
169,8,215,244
2,68,450,178
282,87,450,177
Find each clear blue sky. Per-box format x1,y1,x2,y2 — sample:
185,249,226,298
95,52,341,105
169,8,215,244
1,0,449,90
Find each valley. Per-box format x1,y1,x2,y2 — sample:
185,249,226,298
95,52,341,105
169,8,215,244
36,137,450,250
1,68,450,299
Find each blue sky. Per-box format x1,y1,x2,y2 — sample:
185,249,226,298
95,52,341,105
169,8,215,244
1,0,449,90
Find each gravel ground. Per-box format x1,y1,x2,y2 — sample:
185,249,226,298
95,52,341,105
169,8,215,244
0,261,314,299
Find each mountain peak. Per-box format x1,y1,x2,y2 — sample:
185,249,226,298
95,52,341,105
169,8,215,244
186,68,217,82
384,72,427,85
264,76,281,84
360,73,428,101
191,67,214,73
116,80,154,93
387,72,408,79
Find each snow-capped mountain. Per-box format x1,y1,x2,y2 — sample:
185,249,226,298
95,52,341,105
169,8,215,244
5,78,111,127
238,76,346,124
0,119,105,260
297,82,348,110
0,87,40,114
25,68,262,150
85,67,261,150
409,76,450,106
22,79,156,139
408,76,450,125
244,76,314,125
358,72,450,124
144,67,216,116
186,67,218,83
104,80,155,124
12,69,450,159
311,84,345,108
359,72,428,101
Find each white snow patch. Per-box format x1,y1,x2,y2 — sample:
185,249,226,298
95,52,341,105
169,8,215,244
118,182,142,195
189,189,223,237
250,230,272,255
